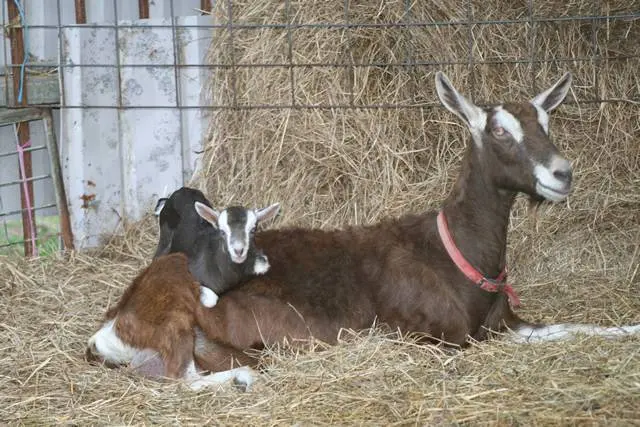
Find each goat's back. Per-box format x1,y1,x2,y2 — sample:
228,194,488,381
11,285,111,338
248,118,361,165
197,212,484,345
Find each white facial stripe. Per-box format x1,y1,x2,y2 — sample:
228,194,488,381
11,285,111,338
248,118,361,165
218,210,231,236
533,103,550,134
87,318,139,365
218,210,234,256
244,210,258,237
233,210,258,260
220,209,257,263
494,107,523,143
469,109,488,148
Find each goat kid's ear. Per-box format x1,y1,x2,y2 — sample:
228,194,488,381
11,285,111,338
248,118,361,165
194,201,221,228
154,198,167,217
435,71,485,132
531,72,572,113
255,203,280,224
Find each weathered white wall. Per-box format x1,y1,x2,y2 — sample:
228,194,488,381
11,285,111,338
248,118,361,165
60,13,212,248
0,0,212,249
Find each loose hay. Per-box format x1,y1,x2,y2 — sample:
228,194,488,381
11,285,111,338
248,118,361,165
1,0,639,425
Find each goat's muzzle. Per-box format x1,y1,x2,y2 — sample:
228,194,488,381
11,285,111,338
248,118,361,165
533,156,572,202
85,344,124,369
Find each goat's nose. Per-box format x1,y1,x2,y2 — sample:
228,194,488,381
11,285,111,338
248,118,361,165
552,167,572,184
234,248,244,257
85,343,99,363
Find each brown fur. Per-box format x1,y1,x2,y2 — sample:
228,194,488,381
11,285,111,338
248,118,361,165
104,253,201,378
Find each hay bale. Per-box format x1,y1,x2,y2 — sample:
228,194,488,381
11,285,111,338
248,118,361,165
1,0,638,424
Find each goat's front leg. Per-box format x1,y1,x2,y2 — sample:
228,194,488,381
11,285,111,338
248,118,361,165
199,286,219,308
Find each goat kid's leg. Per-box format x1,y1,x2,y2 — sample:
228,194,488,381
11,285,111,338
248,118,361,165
510,322,640,343
183,359,256,392
194,327,259,370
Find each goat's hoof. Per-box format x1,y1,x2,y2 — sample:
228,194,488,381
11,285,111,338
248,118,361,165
200,286,219,308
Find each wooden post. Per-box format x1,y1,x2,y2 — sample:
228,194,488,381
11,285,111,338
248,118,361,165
139,0,150,19
201,0,212,14
74,0,87,24
7,0,37,257
42,109,75,251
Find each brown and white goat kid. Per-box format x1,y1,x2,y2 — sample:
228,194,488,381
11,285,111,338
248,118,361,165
86,202,280,390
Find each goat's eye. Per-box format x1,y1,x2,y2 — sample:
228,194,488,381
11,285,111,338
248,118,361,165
492,126,507,137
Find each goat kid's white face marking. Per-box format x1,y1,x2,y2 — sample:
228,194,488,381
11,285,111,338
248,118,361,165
533,155,572,202
218,210,257,264
493,106,524,143
87,318,139,365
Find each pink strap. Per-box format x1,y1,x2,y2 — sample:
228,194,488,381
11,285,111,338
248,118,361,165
17,140,38,257
437,211,520,308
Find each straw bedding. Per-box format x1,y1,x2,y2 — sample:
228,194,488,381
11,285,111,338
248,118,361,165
2,1,639,425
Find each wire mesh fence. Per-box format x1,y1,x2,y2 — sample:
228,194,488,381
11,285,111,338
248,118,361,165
1,0,638,255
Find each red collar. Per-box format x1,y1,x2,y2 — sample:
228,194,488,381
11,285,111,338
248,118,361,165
437,211,520,308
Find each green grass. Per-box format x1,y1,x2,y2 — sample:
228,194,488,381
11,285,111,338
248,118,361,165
0,215,61,257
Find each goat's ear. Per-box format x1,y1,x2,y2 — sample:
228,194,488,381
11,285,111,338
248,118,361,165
531,72,572,112
255,203,280,224
435,71,484,130
194,201,220,228
154,198,168,217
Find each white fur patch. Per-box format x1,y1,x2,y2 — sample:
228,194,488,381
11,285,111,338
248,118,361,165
199,286,219,308
512,323,640,343
533,155,572,202
219,209,256,264
253,255,270,275
87,318,139,365
184,360,257,391
218,210,232,238
469,109,488,148
494,106,523,143
533,103,550,134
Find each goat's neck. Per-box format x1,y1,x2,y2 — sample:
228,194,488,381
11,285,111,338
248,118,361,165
441,145,516,278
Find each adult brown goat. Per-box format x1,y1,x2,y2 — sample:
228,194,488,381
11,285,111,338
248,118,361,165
88,71,640,387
